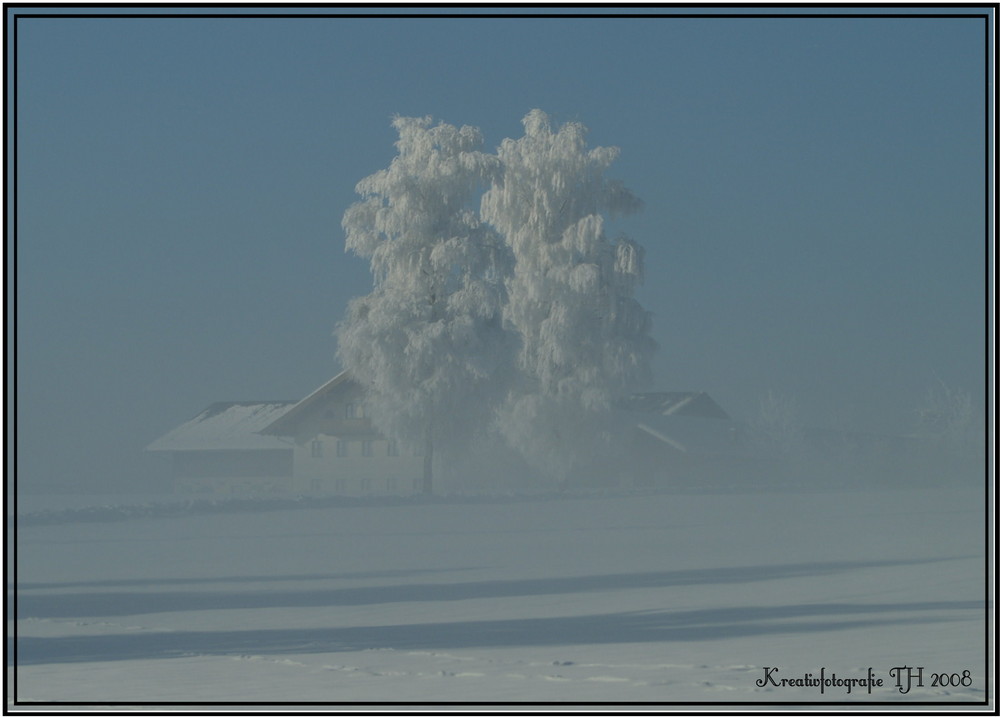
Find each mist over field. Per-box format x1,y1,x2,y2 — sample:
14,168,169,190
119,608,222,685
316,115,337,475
12,8,987,498
9,6,992,711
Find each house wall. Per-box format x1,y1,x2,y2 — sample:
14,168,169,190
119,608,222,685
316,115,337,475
624,419,758,489
272,382,426,495
286,382,374,440
292,434,424,495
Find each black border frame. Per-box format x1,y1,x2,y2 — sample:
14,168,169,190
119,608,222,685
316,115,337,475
4,3,995,713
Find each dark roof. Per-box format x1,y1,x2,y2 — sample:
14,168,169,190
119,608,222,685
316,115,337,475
615,392,730,420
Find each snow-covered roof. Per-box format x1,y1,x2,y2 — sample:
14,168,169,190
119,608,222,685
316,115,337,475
146,401,297,452
259,371,356,436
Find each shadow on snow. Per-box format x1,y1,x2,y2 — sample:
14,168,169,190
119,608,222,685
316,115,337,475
15,558,964,620
12,557,983,666
14,601,979,666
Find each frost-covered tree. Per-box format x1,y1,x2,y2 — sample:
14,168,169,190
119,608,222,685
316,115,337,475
916,381,980,455
481,110,656,484
749,390,804,458
336,116,512,494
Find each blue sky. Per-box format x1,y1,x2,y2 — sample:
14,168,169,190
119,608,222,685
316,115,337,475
9,7,991,492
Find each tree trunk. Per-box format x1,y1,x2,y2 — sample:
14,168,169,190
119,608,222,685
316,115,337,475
422,424,434,495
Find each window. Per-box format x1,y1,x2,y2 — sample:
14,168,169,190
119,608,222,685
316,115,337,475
336,440,348,457
362,440,374,457
310,479,322,493
386,477,398,493
387,439,399,457
346,402,367,419
310,440,323,458
360,478,371,493
335,479,348,494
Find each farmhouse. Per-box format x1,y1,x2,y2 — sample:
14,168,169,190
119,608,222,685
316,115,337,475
144,401,296,494
147,373,739,494
146,372,424,496
256,372,426,496
608,392,747,488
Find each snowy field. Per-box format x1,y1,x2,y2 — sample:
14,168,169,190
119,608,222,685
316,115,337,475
10,483,991,709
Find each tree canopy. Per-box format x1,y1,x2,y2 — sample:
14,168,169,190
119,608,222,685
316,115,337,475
337,110,655,491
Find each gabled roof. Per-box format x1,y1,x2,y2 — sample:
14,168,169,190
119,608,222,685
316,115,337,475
616,392,730,420
146,401,297,452
258,370,357,436
630,412,743,455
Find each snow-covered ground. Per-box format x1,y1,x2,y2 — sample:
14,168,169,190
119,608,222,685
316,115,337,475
10,483,991,709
